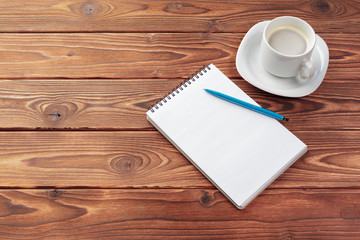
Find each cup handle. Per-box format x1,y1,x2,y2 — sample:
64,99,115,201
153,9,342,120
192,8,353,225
296,59,315,81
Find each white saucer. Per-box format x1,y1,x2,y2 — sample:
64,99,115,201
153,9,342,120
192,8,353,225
236,21,329,97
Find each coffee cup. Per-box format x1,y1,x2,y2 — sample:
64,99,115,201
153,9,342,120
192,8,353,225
260,16,316,80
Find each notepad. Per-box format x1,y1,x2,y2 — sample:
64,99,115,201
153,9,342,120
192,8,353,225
146,64,307,209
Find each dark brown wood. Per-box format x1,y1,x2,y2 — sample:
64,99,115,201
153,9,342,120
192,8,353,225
0,33,357,79
0,131,358,189
0,0,358,33
0,0,359,238
0,188,359,239
0,77,359,130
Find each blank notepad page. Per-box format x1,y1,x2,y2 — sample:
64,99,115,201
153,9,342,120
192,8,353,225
146,64,307,209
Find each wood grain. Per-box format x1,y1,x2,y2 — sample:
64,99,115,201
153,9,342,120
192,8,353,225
0,0,358,33
0,77,359,130
0,188,359,239
0,0,357,238
0,33,357,79
0,131,358,189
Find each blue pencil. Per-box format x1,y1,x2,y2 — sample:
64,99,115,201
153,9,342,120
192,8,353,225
204,89,289,122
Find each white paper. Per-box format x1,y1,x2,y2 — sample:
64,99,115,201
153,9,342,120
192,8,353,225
147,64,307,209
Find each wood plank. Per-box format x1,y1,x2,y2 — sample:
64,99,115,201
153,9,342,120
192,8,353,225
0,33,357,79
0,0,358,33
5,77,360,131
0,77,359,131
0,188,359,239
0,131,359,189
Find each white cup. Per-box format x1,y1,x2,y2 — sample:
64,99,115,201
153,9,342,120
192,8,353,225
260,16,316,80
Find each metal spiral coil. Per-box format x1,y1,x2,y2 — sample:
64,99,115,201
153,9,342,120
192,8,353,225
149,65,211,113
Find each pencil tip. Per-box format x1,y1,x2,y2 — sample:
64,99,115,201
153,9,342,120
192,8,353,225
284,117,289,122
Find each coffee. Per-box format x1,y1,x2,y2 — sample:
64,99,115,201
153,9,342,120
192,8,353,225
260,16,316,78
268,27,308,55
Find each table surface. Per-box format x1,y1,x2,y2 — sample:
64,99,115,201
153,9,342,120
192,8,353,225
0,0,359,239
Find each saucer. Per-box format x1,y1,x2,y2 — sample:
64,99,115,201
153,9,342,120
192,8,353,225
236,21,329,97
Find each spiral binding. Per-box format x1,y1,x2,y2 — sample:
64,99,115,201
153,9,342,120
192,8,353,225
149,65,211,113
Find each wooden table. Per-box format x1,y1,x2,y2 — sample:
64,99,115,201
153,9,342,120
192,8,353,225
0,0,359,239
